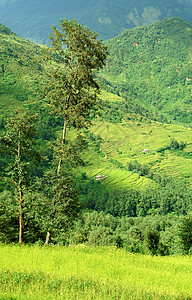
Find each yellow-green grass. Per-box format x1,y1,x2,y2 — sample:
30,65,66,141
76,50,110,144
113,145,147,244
77,147,151,190
0,245,192,299
99,90,125,102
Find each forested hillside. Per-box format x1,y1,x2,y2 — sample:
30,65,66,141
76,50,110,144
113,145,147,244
0,20,192,252
0,23,47,114
1,0,192,43
98,18,192,124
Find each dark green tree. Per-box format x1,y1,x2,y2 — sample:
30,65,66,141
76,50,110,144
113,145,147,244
0,191,18,243
179,215,192,254
0,109,38,245
145,229,160,255
21,170,80,245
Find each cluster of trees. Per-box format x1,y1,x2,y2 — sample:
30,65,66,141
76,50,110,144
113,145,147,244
69,211,192,256
127,160,151,177
78,175,192,217
0,19,108,245
157,138,186,153
1,200,191,256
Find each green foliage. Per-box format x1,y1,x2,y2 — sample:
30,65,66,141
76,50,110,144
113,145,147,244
46,19,108,129
0,109,42,244
127,160,151,176
26,170,81,245
145,229,160,255
179,215,192,254
87,227,115,246
69,211,186,256
0,191,18,243
157,138,186,153
0,23,15,36
78,175,192,218
0,172,81,244
0,109,39,187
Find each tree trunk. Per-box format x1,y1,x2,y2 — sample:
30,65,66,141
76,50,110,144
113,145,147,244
57,119,67,175
17,130,23,245
19,182,23,245
45,231,51,246
45,120,67,246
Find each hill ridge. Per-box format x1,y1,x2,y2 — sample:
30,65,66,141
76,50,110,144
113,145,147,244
0,22,15,35
1,0,192,43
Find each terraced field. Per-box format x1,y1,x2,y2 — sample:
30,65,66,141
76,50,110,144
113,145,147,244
75,99,192,190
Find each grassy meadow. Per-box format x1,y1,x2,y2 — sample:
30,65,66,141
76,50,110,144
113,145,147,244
0,244,192,299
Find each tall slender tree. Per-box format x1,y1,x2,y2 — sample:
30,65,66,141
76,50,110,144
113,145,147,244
46,19,108,174
44,19,108,245
0,109,38,245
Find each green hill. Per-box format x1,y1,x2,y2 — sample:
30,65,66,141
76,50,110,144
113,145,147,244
98,17,192,125
1,19,192,194
0,23,47,116
77,99,192,191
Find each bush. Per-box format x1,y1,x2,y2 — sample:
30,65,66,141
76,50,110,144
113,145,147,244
87,227,115,246
179,215,192,254
145,229,160,255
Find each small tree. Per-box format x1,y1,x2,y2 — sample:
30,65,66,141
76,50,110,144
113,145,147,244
145,229,160,255
20,170,80,245
0,109,38,245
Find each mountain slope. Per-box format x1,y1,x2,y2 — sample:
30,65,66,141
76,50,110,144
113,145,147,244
98,17,192,124
1,0,192,43
0,23,47,115
1,20,192,192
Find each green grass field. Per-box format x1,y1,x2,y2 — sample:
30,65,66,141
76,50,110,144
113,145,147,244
0,245,192,299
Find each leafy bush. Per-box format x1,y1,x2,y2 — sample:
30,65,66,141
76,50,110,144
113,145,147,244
179,215,192,254
127,160,151,176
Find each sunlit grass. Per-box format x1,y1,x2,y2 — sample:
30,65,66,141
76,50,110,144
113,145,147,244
0,245,192,299
78,117,192,189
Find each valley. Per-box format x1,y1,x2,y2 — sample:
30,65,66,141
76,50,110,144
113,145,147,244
0,17,192,256
1,18,192,192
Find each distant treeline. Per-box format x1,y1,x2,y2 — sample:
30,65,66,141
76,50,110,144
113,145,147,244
70,210,192,256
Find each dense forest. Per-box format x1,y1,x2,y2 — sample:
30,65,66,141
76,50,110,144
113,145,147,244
0,19,192,255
